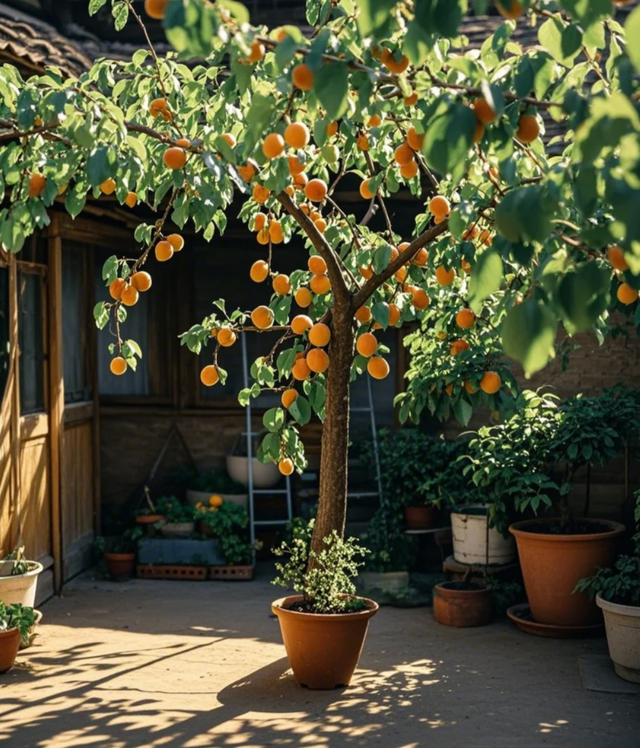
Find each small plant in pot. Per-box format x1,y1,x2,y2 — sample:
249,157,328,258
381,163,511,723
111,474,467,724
135,487,167,535
0,546,44,608
359,510,417,597
155,496,197,538
196,500,254,566
271,521,377,689
575,492,640,683
95,528,142,581
0,602,36,673
176,467,249,510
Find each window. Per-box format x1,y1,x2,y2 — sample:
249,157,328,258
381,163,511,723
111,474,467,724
18,270,46,414
0,266,9,403
62,243,92,403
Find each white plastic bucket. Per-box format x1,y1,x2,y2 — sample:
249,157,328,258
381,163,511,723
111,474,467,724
452,506,516,565
0,562,43,607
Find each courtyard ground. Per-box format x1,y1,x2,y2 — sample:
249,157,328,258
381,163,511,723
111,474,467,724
1,565,638,748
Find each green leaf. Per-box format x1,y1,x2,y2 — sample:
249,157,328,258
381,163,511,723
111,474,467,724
112,1,129,31
372,302,390,329
263,407,285,433
314,62,348,121
356,0,397,36
289,396,312,426
93,302,109,330
87,147,116,187
422,100,476,181
101,255,118,283
218,0,250,24
494,186,554,244
373,244,392,273
452,396,473,426
538,17,581,68
89,0,107,14
468,248,503,314
555,262,610,333
626,6,640,75
502,301,557,377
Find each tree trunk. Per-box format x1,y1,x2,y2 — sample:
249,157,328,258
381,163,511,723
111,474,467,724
310,306,355,555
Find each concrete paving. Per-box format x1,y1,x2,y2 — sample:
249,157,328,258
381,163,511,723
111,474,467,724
1,565,638,748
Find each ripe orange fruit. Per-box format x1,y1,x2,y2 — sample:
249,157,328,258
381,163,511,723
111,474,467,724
291,315,313,335
413,248,428,266
473,97,497,125
464,380,478,395
450,339,470,356
121,285,139,307
309,274,331,295
293,173,308,191
480,371,501,394
287,155,306,176
28,173,47,197
404,92,418,107
608,245,628,271
292,357,311,380
100,178,116,195
360,179,375,199
144,0,168,19
395,266,408,283
429,195,450,218
360,265,374,279
617,283,639,305
238,163,256,182
253,184,270,204
308,256,327,275
463,224,480,241
109,278,127,300
251,305,274,329
149,97,168,117
248,39,265,63
269,221,284,244
355,306,372,324
254,213,267,231
257,228,270,245
435,266,456,286
394,142,414,166
209,494,223,508
388,304,401,326
307,348,329,373
163,147,187,170
278,458,295,476
357,332,378,357
200,365,219,386
273,274,291,295
295,287,313,307
155,240,173,262
125,192,138,208
250,260,269,283
314,218,327,233
131,272,152,292
282,389,298,408
357,133,370,151
382,50,410,74
263,133,285,159
445,384,454,397
305,178,328,203
400,160,418,179
368,356,390,379
218,328,237,347
479,229,493,246
221,132,236,148
461,259,472,275
284,122,310,149
309,322,331,347
292,63,314,90
174,138,191,148
110,357,127,376
495,1,524,19
411,289,430,310
516,114,540,144
167,234,184,251
326,120,339,137
368,114,382,127
456,309,476,329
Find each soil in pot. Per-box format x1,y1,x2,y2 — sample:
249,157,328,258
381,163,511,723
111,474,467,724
272,595,379,689
404,506,437,529
433,582,493,627
105,553,136,581
0,627,21,673
510,518,624,627
597,594,640,683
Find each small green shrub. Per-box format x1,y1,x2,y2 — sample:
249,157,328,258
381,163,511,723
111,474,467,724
197,502,253,565
0,602,36,646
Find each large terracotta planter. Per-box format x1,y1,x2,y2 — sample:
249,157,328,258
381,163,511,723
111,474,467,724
0,627,21,673
433,582,492,627
597,593,640,683
0,561,43,607
404,505,437,529
510,519,624,627
272,595,379,689
104,552,136,581
452,506,516,565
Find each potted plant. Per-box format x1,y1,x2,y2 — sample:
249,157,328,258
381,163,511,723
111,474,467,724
0,547,43,608
271,522,377,689
227,433,280,489
0,602,36,673
135,487,167,535
359,510,416,595
433,572,493,628
184,468,248,509
575,492,640,683
155,496,196,538
196,500,254,567
95,528,142,581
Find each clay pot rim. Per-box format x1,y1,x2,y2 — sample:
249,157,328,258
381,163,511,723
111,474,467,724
0,626,20,639
509,518,625,542
435,582,491,598
136,515,167,524
104,552,136,561
272,594,379,622
596,592,640,617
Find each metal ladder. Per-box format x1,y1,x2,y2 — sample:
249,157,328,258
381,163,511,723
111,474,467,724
348,374,384,507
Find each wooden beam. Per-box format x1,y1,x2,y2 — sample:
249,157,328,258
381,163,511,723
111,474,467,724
8,254,20,551
87,247,102,537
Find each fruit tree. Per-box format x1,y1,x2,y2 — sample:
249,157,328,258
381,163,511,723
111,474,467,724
1,0,640,553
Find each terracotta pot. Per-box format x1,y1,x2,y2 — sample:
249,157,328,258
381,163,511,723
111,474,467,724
510,519,625,627
404,505,437,529
272,595,379,689
433,582,493,627
136,515,166,536
597,593,640,683
104,552,136,581
0,627,21,673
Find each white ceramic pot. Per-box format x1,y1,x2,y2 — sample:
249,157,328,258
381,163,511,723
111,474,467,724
226,455,280,489
597,593,640,683
359,571,410,594
185,489,248,509
451,506,516,565
0,561,43,607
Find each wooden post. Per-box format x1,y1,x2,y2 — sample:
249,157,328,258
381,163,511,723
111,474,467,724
8,253,20,550
88,247,102,536
47,217,64,592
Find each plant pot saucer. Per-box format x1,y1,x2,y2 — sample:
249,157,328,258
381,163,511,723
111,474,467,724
507,604,604,639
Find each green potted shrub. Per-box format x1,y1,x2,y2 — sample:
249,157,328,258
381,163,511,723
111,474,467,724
184,469,248,509
271,523,377,689
576,492,640,683
0,602,36,673
196,500,254,567
95,528,143,581
155,496,197,538
0,547,43,608
359,510,416,595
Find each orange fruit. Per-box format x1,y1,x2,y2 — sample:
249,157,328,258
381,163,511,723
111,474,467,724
360,265,374,279
464,380,478,395
293,172,308,191
250,260,269,283
305,179,328,203
400,160,418,179
450,339,470,356
429,196,450,217
435,266,456,286
394,143,414,166
251,305,274,329
282,389,298,408
209,494,224,508
131,271,152,292
292,63,314,90
284,122,310,149
479,229,493,246
326,121,339,137
263,133,285,159
110,357,127,376
295,287,313,307
617,283,639,305
608,245,628,271
200,365,219,386
357,332,378,357
516,115,540,144
445,384,454,397
434,214,446,225
456,309,476,329
279,458,295,476
254,213,267,231
314,218,327,233
221,132,236,148
309,323,331,347
473,97,497,125
355,306,372,324
307,348,329,373
413,248,428,266
287,155,306,176
248,39,265,63
360,179,375,199
411,289,430,310
495,1,524,20
257,228,270,245
292,357,311,380
368,114,382,127
480,371,501,394
269,221,284,244
404,92,418,107
149,97,168,117
367,356,390,379
382,50,410,74
463,224,480,240
174,138,191,148
218,328,237,347
125,192,138,208
395,266,408,283
461,259,472,275
238,163,256,182
273,274,291,295
163,147,187,170
144,0,168,19
167,234,184,251
100,178,116,195
291,315,313,335
155,240,173,262
309,274,331,295
357,133,370,151
109,278,127,300
121,285,139,307
388,304,401,326
253,184,270,204
308,256,328,275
